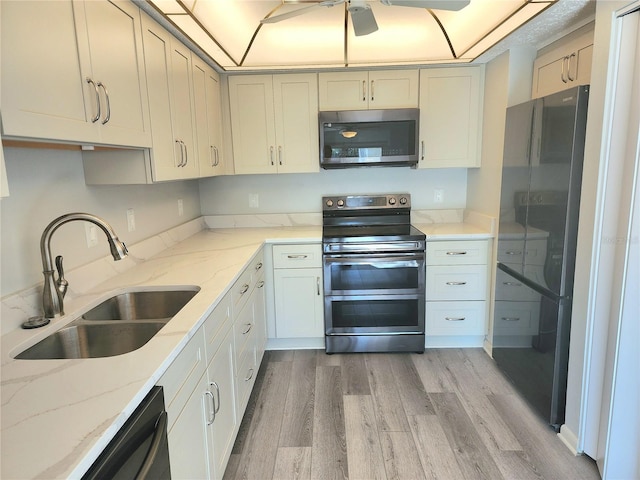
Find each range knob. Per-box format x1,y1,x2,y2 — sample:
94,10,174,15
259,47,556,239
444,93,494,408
325,199,334,207
399,196,408,205
388,197,397,205
337,199,345,207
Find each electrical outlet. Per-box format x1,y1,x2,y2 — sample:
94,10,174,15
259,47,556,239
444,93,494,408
85,224,98,248
434,189,444,204
127,208,136,232
249,193,259,208
178,198,184,217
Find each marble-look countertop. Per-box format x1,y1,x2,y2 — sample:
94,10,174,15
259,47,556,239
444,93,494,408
1,222,491,479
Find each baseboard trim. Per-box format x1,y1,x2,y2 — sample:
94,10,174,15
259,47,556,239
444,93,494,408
558,424,581,455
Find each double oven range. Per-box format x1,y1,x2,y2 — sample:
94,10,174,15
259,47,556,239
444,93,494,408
322,194,426,353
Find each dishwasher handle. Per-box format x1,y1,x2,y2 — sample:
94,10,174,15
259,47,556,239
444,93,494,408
136,411,168,480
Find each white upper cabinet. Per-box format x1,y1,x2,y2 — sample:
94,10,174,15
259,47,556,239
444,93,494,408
1,0,150,148
318,70,419,110
229,74,319,175
418,66,484,168
532,24,594,99
192,58,225,178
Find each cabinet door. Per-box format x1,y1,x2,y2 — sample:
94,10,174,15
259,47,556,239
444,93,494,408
368,70,419,109
167,372,211,480
194,60,224,178
207,329,237,480
169,41,200,178
274,268,324,338
418,67,483,168
1,0,97,142
140,15,180,181
318,71,368,110
229,75,277,174
79,0,150,147
273,74,319,174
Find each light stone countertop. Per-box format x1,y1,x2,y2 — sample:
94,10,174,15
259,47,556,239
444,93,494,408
0,222,491,479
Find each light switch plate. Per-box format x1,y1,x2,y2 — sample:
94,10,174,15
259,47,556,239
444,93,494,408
85,224,98,248
127,208,136,232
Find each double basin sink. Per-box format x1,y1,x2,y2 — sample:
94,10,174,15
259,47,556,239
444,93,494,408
15,288,199,360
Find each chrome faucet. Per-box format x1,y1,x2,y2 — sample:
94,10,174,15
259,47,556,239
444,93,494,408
22,213,128,329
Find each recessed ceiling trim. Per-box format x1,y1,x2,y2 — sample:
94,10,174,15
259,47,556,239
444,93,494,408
456,0,556,59
428,9,457,59
240,24,268,66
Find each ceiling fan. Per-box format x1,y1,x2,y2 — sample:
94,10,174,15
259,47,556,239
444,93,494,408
261,0,471,36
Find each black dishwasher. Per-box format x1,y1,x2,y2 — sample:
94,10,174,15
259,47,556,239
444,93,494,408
82,386,171,480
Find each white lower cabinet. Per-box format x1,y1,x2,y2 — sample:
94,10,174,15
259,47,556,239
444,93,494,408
159,249,267,479
272,244,324,339
425,239,491,346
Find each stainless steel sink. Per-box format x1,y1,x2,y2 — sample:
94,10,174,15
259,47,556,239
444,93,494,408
15,288,199,360
82,289,199,321
15,322,168,360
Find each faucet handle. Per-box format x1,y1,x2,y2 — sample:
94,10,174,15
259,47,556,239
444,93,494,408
55,255,69,299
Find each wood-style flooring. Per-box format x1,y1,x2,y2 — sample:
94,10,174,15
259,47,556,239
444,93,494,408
223,349,599,480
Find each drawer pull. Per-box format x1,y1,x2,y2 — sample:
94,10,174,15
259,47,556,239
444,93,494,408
257,280,265,288
204,390,215,425
210,381,221,414
239,284,250,295
445,317,466,322
446,281,467,286
242,323,253,335
446,251,468,256
287,254,308,259
501,317,521,322
245,368,254,382
255,262,263,271
504,251,522,255
503,281,522,287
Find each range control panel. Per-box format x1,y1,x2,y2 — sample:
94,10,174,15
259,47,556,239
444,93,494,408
322,193,411,211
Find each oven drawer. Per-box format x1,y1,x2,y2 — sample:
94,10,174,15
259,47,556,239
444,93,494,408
426,240,490,266
426,301,485,336
425,265,488,301
273,244,322,268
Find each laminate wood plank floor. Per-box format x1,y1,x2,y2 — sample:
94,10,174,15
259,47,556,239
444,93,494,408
223,349,599,480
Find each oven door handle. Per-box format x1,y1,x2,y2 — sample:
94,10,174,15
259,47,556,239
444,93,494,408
325,242,423,253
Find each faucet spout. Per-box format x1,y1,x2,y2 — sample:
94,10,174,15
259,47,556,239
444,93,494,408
35,213,128,323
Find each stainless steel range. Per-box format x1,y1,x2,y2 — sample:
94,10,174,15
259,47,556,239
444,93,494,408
322,193,426,353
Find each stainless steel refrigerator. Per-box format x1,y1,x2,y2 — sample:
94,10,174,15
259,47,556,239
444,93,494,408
492,85,589,431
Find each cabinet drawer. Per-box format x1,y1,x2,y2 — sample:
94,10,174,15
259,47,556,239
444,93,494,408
231,250,265,314
426,240,489,266
273,244,322,268
426,265,488,301
202,294,232,364
426,301,485,336
233,301,256,361
158,331,206,429
493,300,540,336
236,342,257,410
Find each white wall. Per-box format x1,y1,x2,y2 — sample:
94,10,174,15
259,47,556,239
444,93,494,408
0,147,202,297
198,167,467,215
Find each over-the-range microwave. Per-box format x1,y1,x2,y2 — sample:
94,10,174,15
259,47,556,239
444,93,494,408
319,108,420,169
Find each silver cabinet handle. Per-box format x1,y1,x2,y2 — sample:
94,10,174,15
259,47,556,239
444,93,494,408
503,281,522,287
86,78,101,123
287,254,308,259
504,251,522,255
316,276,320,296
242,323,253,335
421,140,425,161
244,368,254,382
204,390,215,425
501,317,521,322
362,80,366,102
370,79,374,101
257,280,264,288
445,317,466,321
182,140,188,166
97,82,110,124
567,53,576,81
446,251,467,256
561,56,569,83
210,381,221,414
255,261,263,271
175,140,184,167
278,145,283,165
270,146,274,166
239,283,250,295
214,146,220,166
210,146,215,167
446,281,467,286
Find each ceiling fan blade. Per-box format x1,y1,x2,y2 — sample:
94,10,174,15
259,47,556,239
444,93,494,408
380,0,470,11
261,0,345,24
350,5,378,36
